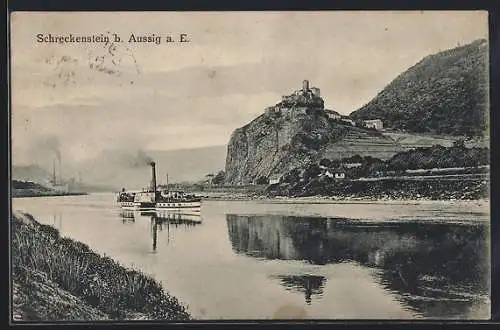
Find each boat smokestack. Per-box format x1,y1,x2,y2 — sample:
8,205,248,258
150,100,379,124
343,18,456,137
150,161,157,195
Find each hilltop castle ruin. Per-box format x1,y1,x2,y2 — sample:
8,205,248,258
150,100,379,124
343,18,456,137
265,80,383,131
266,80,325,115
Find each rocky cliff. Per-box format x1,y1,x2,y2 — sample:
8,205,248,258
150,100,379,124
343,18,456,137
225,97,403,184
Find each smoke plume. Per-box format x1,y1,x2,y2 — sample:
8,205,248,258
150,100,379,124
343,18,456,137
36,135,61,162
120,149,155,168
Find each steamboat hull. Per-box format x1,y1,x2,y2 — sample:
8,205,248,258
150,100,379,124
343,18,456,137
119,201,201,211
119,201,156,211
155,200,201,211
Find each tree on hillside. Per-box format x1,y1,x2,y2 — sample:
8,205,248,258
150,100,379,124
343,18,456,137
453,139,466,148
319,158,332,167
256,176,269,185
205,173,214,185
354,119,365,128
212,170,225,185
343,155,363,164
303,164,321,180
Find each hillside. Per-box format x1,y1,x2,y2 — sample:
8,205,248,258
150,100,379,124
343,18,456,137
265,143,489,200
12,212,190,321
350,39,488,136
225,82,404,184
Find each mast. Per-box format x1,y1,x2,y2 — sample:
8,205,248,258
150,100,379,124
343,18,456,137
58,157,62,185
166,173,169,191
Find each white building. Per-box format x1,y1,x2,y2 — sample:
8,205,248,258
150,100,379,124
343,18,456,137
344,163,362,168
324,170,345,180
341,117,355,126
269,175,281,185
363,119,383,130
325,109,342,120
334,172,346,179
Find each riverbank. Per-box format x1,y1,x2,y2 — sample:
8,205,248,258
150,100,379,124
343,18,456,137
200,176,489,202
11,211,191,321
202,195,490,206
12,180,88,198
12,191,88,198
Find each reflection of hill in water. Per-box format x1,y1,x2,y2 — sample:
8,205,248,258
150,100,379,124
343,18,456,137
272,275,326,305
226,214,489,318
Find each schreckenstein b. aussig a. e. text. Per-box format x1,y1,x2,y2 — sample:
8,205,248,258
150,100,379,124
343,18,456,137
35,32,190,45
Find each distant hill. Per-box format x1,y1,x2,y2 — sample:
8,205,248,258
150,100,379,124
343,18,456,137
12,165,51,184
350,39,488,137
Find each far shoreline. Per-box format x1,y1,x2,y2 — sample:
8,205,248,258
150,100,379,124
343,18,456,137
11,190,489,205
12,192,88,198
200,195,490,205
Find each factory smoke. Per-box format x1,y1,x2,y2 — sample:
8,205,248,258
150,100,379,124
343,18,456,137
32,135,63,183
37,135,62,163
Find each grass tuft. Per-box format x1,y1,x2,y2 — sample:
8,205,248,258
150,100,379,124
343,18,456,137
12,214,191,320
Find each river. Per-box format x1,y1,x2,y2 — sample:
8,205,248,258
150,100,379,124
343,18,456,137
12,193,490,320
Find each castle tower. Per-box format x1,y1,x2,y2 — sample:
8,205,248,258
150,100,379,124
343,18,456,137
302,80,310,92
311,87,321,97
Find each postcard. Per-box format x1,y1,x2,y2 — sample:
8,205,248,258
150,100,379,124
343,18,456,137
10,11,490,321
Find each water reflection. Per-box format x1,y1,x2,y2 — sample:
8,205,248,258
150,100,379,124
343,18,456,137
52,211,63,229
119,211,136,223
272,275,326,305
118,210,203,252
226,214,489,318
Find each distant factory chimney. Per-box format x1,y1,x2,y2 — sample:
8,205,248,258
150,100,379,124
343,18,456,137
302,79,310,92
58,157,62,185
150,162,157,197
52,159,56,185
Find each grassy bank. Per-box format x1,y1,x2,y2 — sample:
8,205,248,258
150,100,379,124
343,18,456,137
11,212,191,321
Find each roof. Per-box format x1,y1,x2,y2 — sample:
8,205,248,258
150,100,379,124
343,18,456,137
325,109,341,116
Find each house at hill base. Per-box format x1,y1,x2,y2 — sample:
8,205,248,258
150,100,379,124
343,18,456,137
344,162,362,168
325,109,342,120
321,165,347,180
269,175,281,185
340,116,355,126
363,119,384,130
334,172,346,179
323,170,346,179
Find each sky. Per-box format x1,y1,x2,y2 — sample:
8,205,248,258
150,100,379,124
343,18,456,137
11,11,488,167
